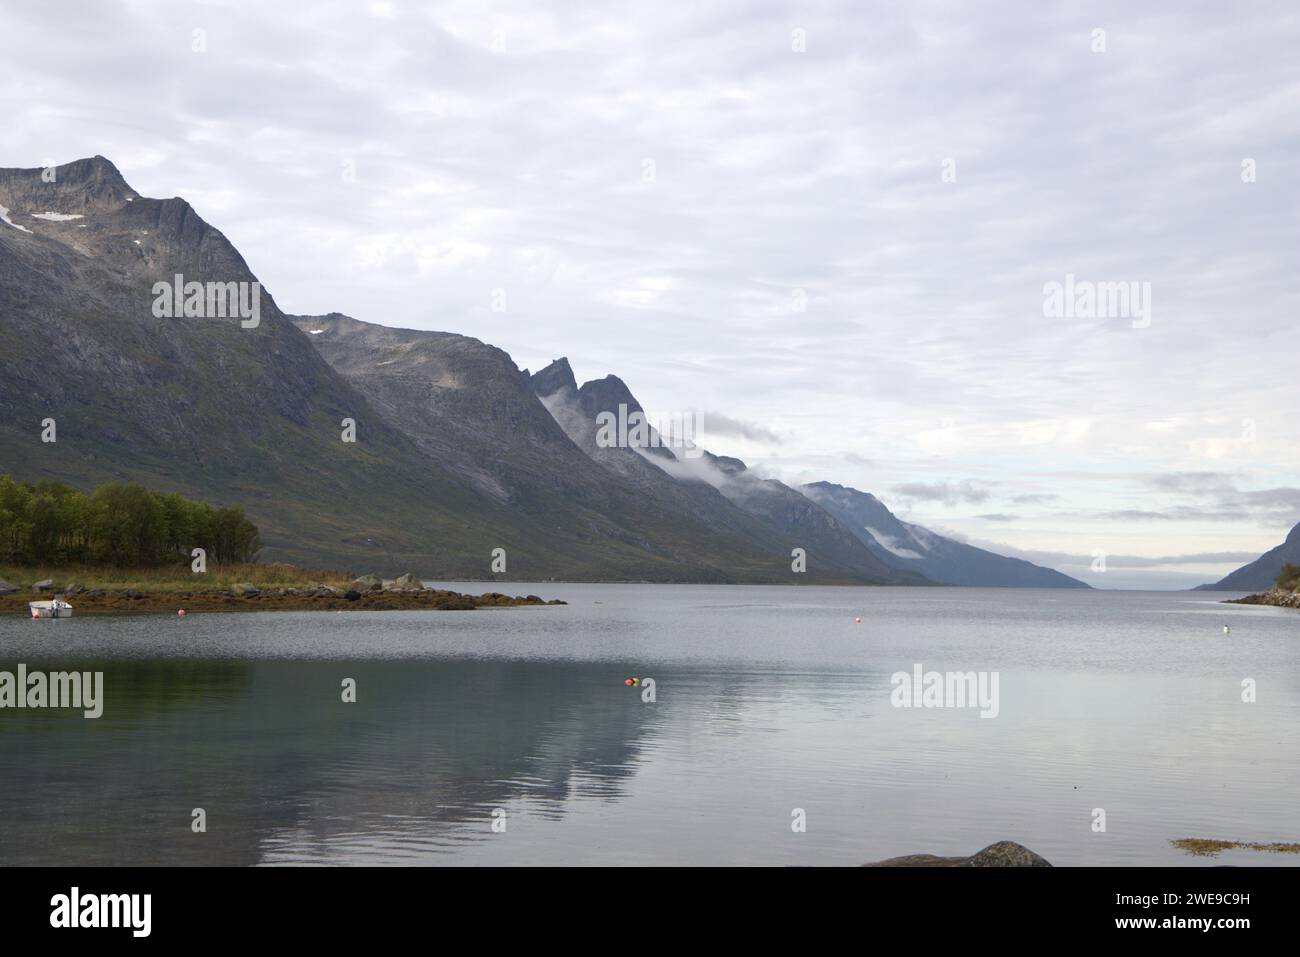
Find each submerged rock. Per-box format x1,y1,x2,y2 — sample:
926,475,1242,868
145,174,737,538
864,841,1051,867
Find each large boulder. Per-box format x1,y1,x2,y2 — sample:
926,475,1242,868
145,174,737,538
0,579,20,595
349,574,382,592
33,579,55,592
390,572,422,591
864,841,1051,867
230,583,259,597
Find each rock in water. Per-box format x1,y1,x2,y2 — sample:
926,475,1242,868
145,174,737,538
965,841,1052,867
864,841,1051,867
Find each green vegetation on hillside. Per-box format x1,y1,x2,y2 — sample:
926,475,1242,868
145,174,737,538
1277,563,1300,592
0,475,259,567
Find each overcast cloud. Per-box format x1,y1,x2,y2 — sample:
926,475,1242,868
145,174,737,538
2,0,1297,587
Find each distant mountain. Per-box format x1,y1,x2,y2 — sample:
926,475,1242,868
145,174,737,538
525,359,912,584
1195,522,1300,591
801,482,1090,588
293,315,892,582
690,451,931,585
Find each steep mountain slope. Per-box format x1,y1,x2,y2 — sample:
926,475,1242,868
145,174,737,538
802,481,1089,587
0,157,647,576
1196,522,1300,591
0,156,954,585
529,361,914,584
292,313,861,581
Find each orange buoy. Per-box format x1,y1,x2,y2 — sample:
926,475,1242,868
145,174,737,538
178,609,186,616
624,678,633,686
855,617,862,623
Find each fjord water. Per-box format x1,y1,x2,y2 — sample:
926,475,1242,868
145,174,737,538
0,585,1296,867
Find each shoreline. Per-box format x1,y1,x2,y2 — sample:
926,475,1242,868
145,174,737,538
0,565,566,615
1225,589,1300,609
2,588,563,616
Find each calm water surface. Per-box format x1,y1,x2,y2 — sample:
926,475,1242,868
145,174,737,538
0,584,1296,866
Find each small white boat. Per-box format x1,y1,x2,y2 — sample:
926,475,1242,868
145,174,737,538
29,598,73,619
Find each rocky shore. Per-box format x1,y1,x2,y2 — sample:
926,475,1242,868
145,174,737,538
863,841,1051,867
0,571,564,616
1225,588,1300,609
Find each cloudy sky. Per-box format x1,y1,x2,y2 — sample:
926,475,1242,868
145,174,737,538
3,0,1297,587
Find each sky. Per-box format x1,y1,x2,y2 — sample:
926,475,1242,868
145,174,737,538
2,0,1297,588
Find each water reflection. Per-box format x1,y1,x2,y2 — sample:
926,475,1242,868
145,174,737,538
1,586,1297,866
0,659,654,865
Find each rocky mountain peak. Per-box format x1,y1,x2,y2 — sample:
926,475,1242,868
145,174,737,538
0,155,134,216
576,374,643,418
530,357,578,396
59,155,131,192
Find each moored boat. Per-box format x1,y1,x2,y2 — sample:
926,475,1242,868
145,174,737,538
29,598,73,619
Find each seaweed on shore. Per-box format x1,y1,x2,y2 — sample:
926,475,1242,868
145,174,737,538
1171,838,1300,857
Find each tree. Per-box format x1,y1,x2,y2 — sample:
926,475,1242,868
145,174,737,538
0,475,262,568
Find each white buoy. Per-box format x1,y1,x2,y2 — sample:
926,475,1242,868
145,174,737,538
1223,625,1230,635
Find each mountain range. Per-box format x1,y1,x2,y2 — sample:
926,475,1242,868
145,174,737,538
0,156,1086,587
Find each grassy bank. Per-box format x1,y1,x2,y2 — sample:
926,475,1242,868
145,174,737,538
0,562,351,594
0,563,564,614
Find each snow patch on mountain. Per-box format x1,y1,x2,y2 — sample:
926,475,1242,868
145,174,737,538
0,204,31,232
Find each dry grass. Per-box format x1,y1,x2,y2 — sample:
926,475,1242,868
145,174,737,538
0,562,352,594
